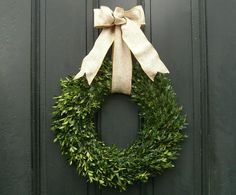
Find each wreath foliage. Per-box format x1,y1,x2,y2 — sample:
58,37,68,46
52,58,187,191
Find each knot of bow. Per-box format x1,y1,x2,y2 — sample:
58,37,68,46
94,6,145,26
74,5,169,95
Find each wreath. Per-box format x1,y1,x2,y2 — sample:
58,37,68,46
52,59,187,191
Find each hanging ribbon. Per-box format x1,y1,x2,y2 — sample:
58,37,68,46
74,5,169,95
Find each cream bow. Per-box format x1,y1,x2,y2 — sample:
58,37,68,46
74,5,169,94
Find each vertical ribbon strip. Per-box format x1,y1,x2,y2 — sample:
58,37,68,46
74,5,169,95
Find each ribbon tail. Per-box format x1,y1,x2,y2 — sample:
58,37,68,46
121,19,169,81
111,26,132,95
74,28,114,84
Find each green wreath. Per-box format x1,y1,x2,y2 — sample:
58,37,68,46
52,58,187,191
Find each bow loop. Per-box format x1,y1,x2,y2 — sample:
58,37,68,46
124,6,145,26
94,6,114,28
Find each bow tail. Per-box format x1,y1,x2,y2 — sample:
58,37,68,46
111,26,132,94
121,19,169,81
74,28,114,84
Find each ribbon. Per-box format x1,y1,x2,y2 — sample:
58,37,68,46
74,5,169,95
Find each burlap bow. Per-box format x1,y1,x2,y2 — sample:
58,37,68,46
74,5,169,94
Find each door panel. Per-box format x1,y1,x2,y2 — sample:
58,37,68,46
151,0,195,194
40,0,87,194
0,0,32,194
207,0,236,194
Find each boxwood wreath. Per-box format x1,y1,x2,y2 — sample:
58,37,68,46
52,58,187,191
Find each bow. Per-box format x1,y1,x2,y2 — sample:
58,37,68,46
74,5,169,94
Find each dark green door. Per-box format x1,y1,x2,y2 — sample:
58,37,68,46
1,0,236,194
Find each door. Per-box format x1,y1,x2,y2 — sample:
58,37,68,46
1,0,236,194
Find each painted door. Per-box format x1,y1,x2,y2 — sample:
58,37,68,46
1,0,236,194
